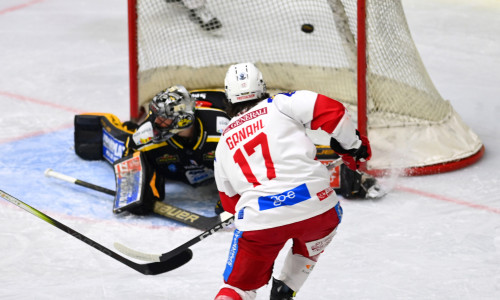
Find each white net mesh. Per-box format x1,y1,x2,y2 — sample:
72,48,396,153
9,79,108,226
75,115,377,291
130,0,482,172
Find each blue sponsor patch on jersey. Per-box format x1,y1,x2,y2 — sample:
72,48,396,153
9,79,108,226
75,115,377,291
258,183,311,211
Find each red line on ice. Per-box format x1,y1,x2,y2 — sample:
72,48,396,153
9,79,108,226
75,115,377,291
0,0,45,15
0,91,84,114
0,91,85,144
0,123,74,144
396,185,500,215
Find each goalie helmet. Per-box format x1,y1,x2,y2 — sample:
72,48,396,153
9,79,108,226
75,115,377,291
224,62,266,104
149,85,195,143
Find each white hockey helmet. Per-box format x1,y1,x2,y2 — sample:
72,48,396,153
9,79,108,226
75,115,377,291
224,63,266,104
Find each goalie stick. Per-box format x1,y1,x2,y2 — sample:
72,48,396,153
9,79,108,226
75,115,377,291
114,211,234,262
0,190,192,275
44,169,222,230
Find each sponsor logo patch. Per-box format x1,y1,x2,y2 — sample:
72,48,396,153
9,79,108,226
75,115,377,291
203,151,215,161
305,229,337,256
223,107,267,135
156,154,180,164
185,168,214,185
236,93,256,101
223,229,243,282
258,183,311,211
102,130,125,164
132,122,154,146
317,186,334,201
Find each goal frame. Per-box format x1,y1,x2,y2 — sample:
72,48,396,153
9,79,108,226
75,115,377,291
127,0,484,176
128,0,141,120
354,0,483,176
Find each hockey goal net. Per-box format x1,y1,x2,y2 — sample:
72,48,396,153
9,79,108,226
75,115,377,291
127,0,483,175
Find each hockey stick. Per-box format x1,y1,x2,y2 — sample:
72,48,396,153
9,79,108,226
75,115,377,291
114,159,385,263
112,160,361,262
44,169,222,230
0,190,192,275
114,211,234,262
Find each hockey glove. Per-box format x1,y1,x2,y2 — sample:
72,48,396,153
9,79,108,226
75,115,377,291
330,131,371,171
214,199,225,215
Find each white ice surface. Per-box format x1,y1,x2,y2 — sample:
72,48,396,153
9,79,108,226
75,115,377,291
0,0,499,299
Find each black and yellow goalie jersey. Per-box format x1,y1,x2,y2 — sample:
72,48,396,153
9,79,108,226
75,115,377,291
74,90,230,186
124,107,230,185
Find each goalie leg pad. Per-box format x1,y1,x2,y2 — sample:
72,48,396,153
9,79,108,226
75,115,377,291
74,113,134,163
74,114,103,160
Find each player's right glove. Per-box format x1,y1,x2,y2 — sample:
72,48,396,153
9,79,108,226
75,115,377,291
330,130,371,171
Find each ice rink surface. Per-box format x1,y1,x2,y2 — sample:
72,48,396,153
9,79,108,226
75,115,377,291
0,0,499,299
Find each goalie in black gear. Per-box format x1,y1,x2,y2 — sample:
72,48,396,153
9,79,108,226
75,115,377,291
122,86,229,187
74,86,230,214
74,86,382,215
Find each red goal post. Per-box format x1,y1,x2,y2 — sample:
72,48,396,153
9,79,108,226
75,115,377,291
127,0,484,175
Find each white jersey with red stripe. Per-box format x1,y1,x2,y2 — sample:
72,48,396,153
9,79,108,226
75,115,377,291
214,90,361,231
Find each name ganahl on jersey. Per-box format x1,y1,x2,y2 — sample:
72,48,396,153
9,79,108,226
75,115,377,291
223,107,267,150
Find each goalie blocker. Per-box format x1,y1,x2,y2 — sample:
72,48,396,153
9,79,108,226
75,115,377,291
113,151,165,215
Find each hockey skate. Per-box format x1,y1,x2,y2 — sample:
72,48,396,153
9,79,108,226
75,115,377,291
270,278,296,300
338,164,388,199
188,7,222,31
360,173,387,199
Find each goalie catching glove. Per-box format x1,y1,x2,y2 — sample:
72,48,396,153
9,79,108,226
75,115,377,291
330,130,371,171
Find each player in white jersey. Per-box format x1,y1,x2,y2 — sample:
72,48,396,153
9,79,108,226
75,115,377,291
213,63,371,300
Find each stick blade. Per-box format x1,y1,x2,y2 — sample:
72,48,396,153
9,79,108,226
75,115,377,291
144,249,193,275
114,242,161,262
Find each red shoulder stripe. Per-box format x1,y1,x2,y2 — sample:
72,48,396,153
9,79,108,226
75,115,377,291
310,94,346,134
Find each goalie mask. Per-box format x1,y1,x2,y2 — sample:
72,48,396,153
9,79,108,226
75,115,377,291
149,85,195,143
225,62,267,104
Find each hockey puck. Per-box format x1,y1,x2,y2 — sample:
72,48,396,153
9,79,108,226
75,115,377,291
301,24,314,34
